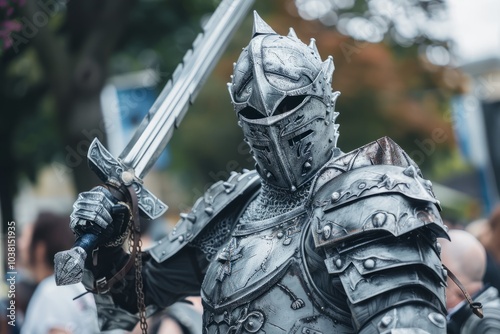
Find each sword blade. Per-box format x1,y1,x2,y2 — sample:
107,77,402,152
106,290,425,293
119,0,254,179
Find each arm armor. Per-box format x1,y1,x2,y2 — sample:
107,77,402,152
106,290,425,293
84,170,260,331
311,137,449,334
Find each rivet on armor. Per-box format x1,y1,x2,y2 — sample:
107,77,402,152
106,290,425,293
363,259,375,269
158,239,162,244
442,267,448,280
380,315,393,328
266,172,273,179
304,161,312,170
428,312,446,328
205,207,214,215
436,242,442,254
426,179,433,187
358,182,366,189
322,224,332,239
372,212,387,227
161,250,166,255
178,235,184,243
331,192,340,201
277,232,284,239
335,259,342,268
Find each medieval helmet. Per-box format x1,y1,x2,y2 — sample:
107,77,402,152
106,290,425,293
228,12,340,191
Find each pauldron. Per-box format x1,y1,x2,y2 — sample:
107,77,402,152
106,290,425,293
149,169,260,263
309,136,450,332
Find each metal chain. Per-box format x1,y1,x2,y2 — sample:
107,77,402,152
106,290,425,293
129,224,148,333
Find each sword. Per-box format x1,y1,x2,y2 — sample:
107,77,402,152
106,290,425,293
54,0,254,286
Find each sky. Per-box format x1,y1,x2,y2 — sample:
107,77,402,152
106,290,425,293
447,0,500,65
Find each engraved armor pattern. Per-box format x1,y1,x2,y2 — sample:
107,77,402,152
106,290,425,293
201,208,353,334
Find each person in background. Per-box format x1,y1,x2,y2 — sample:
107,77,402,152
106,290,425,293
441,229,500,333
21,212,101,334
466,217,500,292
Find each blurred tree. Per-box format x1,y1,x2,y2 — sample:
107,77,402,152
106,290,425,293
0,0,239,232
0,0,469,234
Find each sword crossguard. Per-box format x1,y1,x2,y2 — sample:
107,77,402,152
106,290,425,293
88,138,168,220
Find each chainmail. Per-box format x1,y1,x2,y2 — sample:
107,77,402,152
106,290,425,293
190,179,312,260
189,210,239,261
239,179,312,224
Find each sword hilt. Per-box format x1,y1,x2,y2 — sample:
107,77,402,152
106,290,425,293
54,234,98,286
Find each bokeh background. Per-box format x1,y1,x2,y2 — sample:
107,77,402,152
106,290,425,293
1,0,499,241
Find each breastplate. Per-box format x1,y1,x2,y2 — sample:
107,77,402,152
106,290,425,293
201,206,353,334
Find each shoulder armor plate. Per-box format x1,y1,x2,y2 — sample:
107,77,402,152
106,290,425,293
310,137,448,248
149,170,260,262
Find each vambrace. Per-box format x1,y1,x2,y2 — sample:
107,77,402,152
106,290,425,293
81,248,158,331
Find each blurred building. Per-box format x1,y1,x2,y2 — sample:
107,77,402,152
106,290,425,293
450,59,500,215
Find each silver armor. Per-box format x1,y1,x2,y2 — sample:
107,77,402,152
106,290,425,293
78,13,450,334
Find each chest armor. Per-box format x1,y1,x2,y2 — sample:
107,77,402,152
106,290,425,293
201,206,353,334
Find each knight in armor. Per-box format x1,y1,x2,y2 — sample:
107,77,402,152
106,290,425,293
67,13,452,333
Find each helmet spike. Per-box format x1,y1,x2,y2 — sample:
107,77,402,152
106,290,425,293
322,55,335,83
309,38,320,56
288,27,299,39
252,11,277,37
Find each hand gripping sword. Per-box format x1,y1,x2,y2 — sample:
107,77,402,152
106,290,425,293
54,0,254,286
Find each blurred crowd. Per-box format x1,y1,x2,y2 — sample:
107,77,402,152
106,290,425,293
443,205,500,333
0,211,202,334
3,205,500,334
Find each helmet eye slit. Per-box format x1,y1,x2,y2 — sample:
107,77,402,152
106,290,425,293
240,106,265,119
274,95,307,116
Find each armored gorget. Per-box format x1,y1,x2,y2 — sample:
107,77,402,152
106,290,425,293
201,203,353,334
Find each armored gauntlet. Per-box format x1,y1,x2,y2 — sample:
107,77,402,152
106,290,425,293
70,185,131,248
